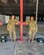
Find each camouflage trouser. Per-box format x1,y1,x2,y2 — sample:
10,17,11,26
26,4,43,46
8,27,16,41
29,30,36,41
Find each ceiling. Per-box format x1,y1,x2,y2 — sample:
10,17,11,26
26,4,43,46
0,0,44,16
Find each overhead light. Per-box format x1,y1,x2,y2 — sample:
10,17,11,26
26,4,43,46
1,0,7,4
33,0,36,3
15,0,18,3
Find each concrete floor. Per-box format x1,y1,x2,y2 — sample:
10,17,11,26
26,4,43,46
14,41,44,55
0,41,44,55
0,41,15,55
0,24,44,55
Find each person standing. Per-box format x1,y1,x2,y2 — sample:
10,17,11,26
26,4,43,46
7,15,18,41
29,16,38,42
25,16,38,42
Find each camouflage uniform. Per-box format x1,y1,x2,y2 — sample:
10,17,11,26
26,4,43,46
7,19,18,41
29,21,38,41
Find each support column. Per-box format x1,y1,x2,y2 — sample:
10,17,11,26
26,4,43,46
36,0,39,22
20,0,23,40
